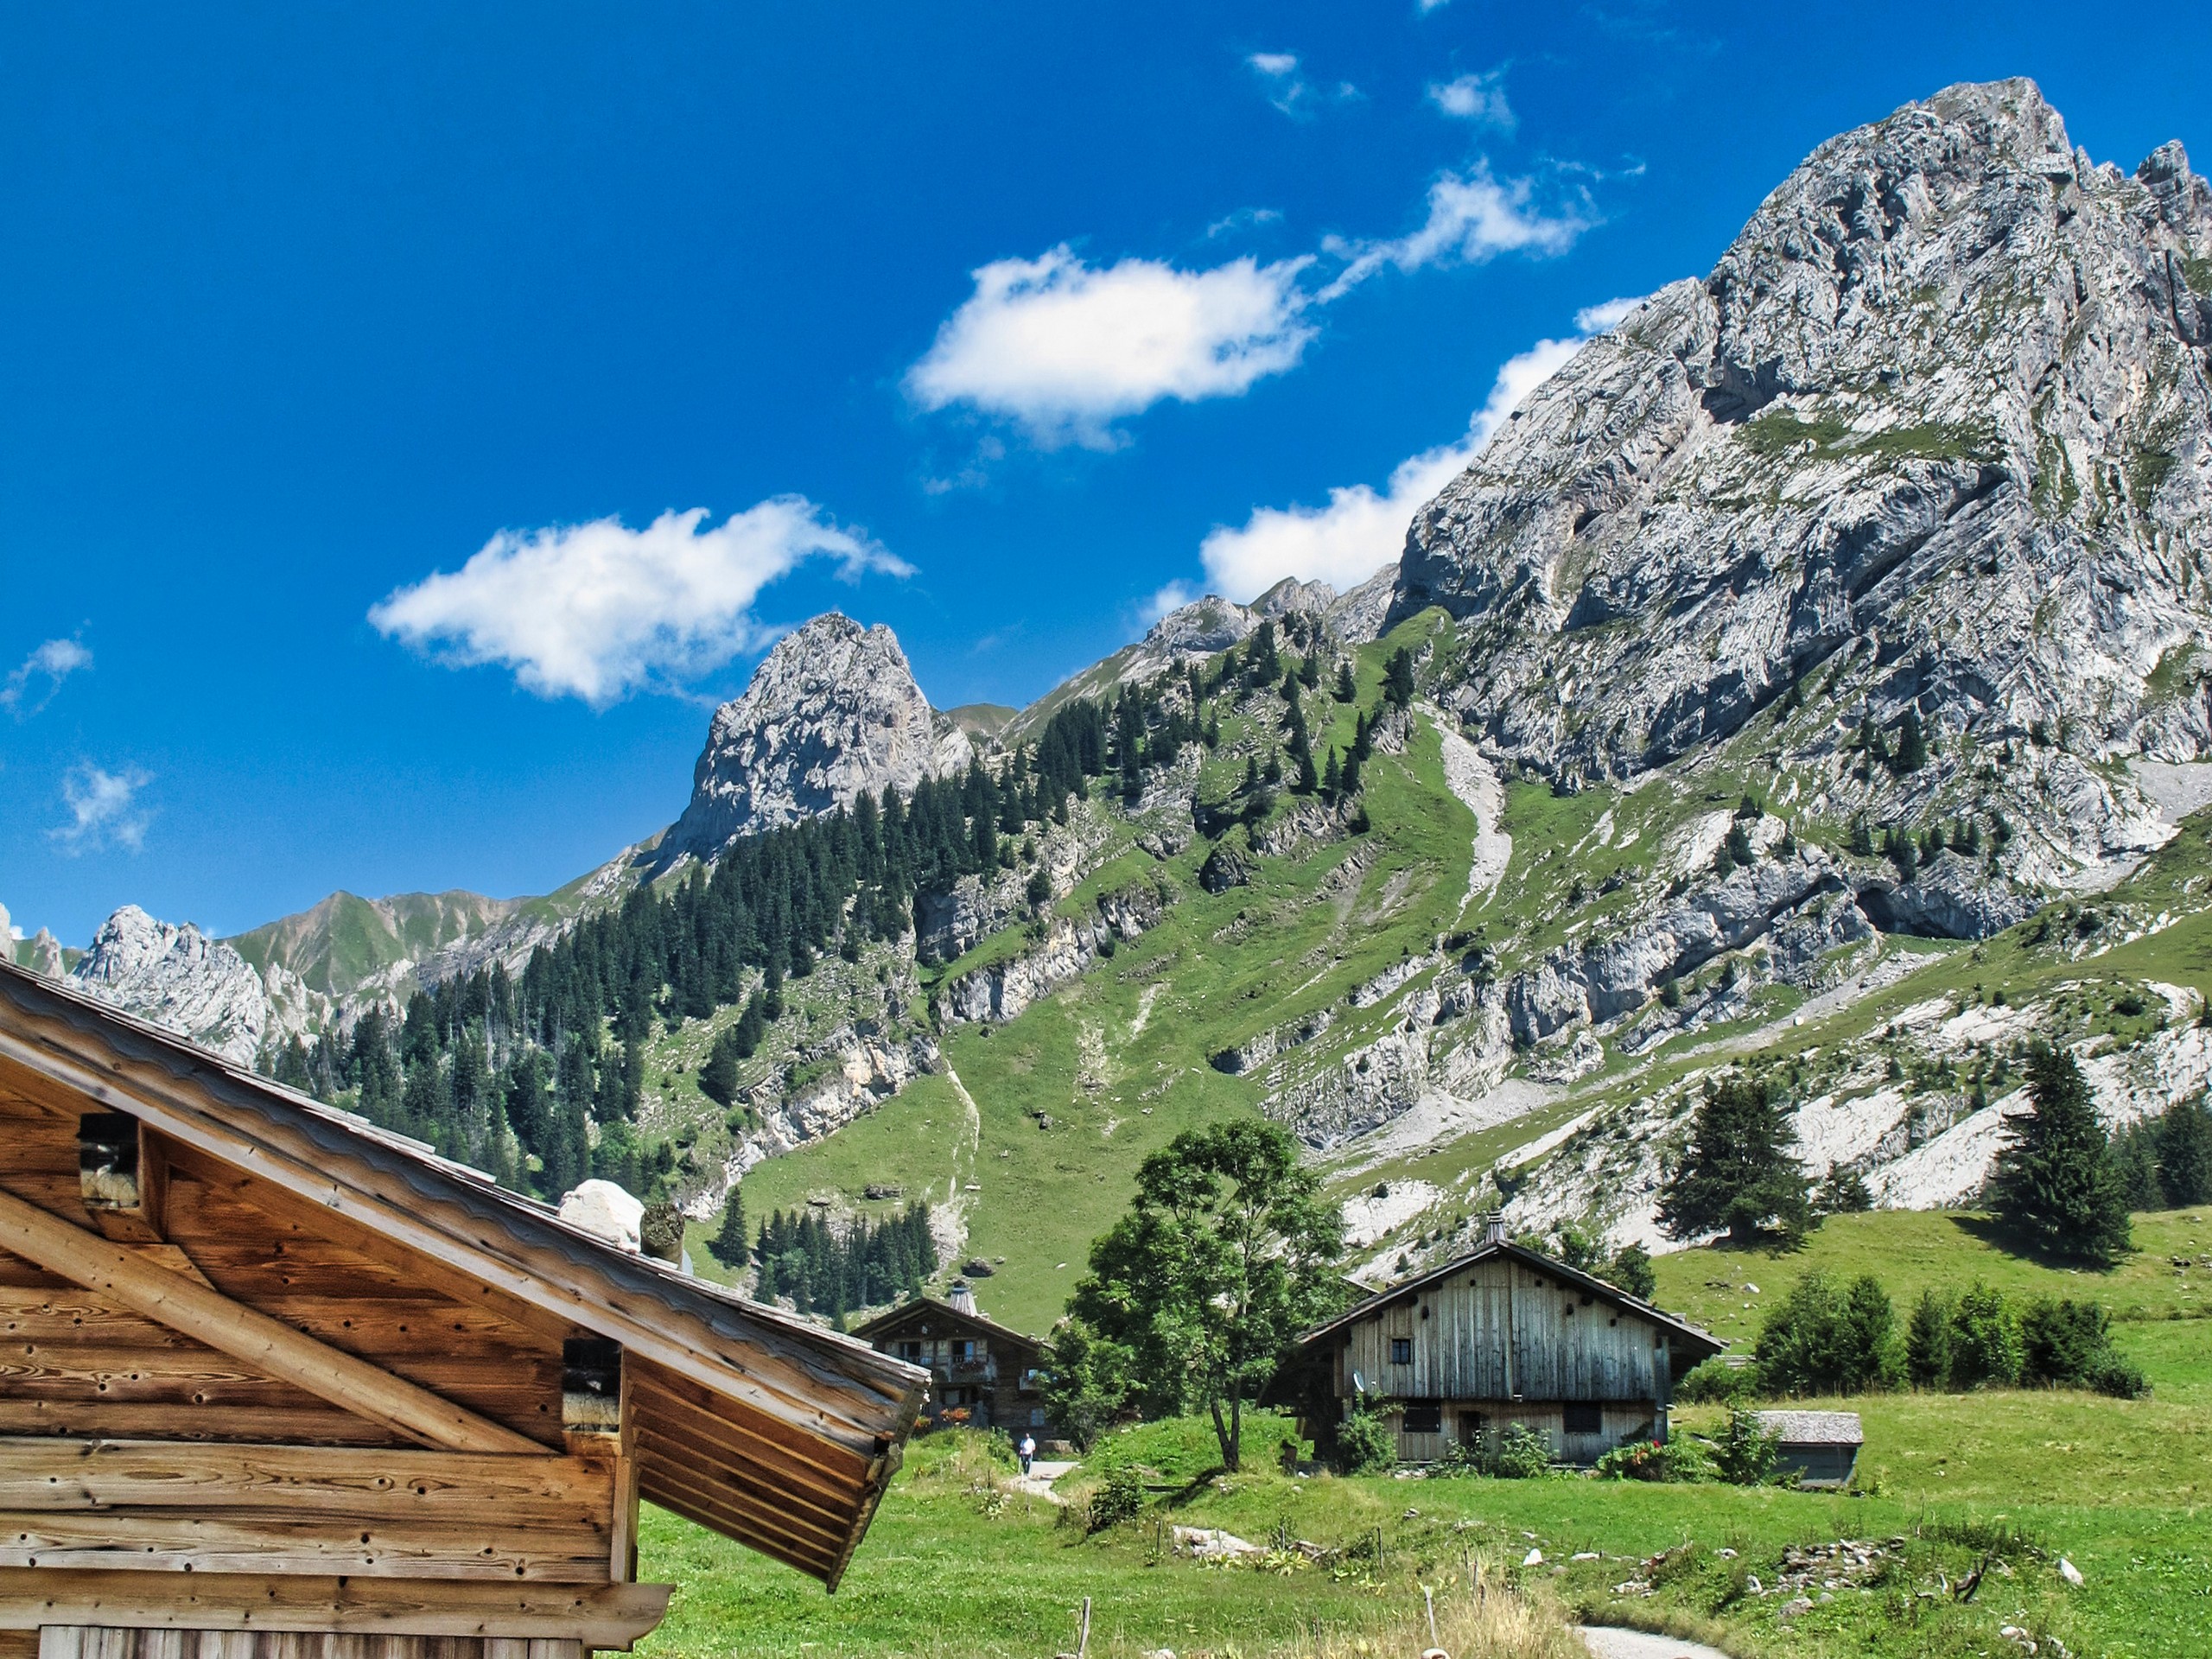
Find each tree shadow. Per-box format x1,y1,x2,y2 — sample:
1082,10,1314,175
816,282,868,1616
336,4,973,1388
1947,1211,2126,1273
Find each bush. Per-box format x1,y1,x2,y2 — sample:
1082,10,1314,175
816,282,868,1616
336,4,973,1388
1712,1408,1781,1485
1335,1399,1396,1475
1675,1356,1758,1404
1949,1281,2023,1388
2085,1351,2151,1399
2019,1297,2109,1387
1753,1270,1902,1395
1085,1463,1145,1533
1595,1437,1713,1483
1491,1421,1554,1479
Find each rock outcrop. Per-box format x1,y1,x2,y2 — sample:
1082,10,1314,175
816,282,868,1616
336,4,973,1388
70,906,280,1066
663,613,970,863
1396,79,2212,880
939,882,1168,1026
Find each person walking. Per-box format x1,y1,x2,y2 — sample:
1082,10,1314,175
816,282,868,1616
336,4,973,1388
1018,1432,1037,1476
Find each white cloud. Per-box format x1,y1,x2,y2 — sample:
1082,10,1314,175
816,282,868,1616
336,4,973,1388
1427,71,1515,130
906,246,1316,448
1244,51,1358,117
1205,206,1284,239
1320,163,1589,300
1574,295,1645,333
370,501,909,706
3,638,92,717
51,762,151,854
1192,299,1649,601
1145,580,1201,624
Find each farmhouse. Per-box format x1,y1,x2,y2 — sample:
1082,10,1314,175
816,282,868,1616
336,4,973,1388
1297,1226,1725,1465
853,1282,1053,1435
0,961,927,1658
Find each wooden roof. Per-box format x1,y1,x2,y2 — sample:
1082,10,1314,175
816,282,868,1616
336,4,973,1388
0,960,928,1589
1300,1237,1726,1359
851,1294,1044,1359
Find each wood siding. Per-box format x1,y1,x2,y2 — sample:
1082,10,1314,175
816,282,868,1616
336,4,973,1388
1333,1257,1665,1404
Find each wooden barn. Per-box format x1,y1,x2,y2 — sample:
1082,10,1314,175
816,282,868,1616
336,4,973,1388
1296,1226,1723,1465
0,960,928,1659
852,1283,1052,1436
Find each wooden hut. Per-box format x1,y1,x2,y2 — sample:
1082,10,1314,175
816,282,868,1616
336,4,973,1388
852,1283,1052,1437
1296,1227,1723,1465
0,961,928,1659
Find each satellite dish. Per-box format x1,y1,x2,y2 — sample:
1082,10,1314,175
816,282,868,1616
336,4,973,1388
1351,1370,1368,1396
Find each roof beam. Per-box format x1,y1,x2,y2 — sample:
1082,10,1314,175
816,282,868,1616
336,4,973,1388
0,1185,542,1457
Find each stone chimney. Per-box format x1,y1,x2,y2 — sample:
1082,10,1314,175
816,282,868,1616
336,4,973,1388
947,1279,978,1315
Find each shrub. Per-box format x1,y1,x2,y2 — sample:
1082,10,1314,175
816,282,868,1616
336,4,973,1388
1949,1281,2022,1388
2085,1351,2151,1399
1335,1399,1396,1475
1491,1421,1554,1479
1675,1356,1757,1404
1608,1243,1657,1301
1754,1270,1902,1395
1085,1463,1145,1533
1596,1437,1712,1483
1712,1408,1781,1485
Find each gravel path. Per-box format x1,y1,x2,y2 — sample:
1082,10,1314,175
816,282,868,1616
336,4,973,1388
1576,1627,1734,1659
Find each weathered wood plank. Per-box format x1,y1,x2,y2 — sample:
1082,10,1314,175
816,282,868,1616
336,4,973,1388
0,1569,671,1647
0,1402,398,1446
0,1511,611,1582
0,1440,611,1525
0,1190,537,1458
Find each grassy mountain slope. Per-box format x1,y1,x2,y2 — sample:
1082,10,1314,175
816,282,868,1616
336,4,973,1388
726,613,1477,1332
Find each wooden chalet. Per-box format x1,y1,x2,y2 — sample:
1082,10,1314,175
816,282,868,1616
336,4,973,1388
1296,1226,1723,1465
0,961,928,1659
851,1284,1052,1437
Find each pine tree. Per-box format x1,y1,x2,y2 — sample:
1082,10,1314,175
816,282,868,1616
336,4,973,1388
2158,1098,2212,1204
1297,652,1319,690
1333,661,1357,702
1321,749,1342,799
1904,1288,1955,1388
1339,749,1362,797
1892,707,1929,772
709,1185,748,1271
1989,1042,2133,1264
1657,1072,1812,1245
1383,647,1415,709
699,1025,742,1108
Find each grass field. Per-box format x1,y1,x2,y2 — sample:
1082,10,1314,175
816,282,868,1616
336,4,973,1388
636,1208,2212,1659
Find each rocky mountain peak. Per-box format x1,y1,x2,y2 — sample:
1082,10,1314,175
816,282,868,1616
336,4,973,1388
663,613,971,862
1396,77,2212,883
71,904,273,1066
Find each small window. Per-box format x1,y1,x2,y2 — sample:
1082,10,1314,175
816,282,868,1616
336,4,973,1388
1562,1402,1603,1435
897,1340,923,1361
1402,1400,1443,1434
1389,1337,1414,1365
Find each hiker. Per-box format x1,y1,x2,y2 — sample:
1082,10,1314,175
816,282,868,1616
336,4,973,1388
1018,1432,1037,1475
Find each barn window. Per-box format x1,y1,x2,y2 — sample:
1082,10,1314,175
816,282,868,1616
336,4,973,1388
1389,1337,1414,1364
1562,1402,1603,1435
1402,1400,1443,1434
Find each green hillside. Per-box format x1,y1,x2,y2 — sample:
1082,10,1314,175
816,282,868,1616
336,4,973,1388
637,1205,2212,1659
730,613,1477,1332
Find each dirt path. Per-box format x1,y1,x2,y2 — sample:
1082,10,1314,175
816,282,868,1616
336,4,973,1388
1576,1628,1734,1659
1009,1459,1077,1503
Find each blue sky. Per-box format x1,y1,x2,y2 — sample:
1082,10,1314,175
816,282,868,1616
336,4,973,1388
5,3,2209,945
